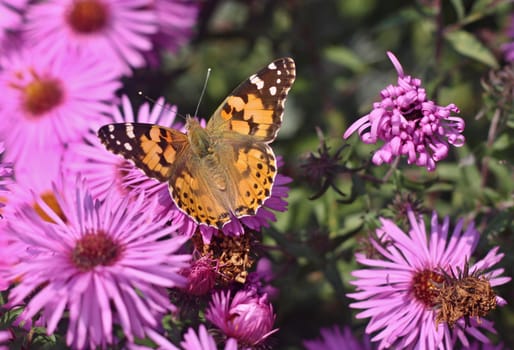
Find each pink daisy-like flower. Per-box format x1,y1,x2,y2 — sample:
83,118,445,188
347,209,510,350
151,0,199,54
0,142,13,209
2,144,65,226
4,177,190,349
205,289,277,347
343,51,465,171
23,0,158,76
303,326,373,350
0,45,121,165
0,329,12,350
180,325,238,350
180,255,217,296
0,0,28,43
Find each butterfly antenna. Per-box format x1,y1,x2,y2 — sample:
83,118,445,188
194,68,211,118
138,91,187,121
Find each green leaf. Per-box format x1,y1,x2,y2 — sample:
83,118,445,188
445,30,499,68
449,0,465,20
324,46,367,73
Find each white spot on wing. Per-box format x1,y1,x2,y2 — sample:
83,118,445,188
108,124,115,132
126,124,135,139
276,78,281,84
109,134,115,139
116,140,121,145
249,74,264,89
269,86,277,96
268,62,277,70
124,142,133,151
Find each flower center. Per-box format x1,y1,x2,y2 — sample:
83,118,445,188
411,268,445,307
33,191,66,223
67,0,110,34
23,78,64,117
72,230,123,271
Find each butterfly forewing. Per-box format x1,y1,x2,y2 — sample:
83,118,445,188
207,57,296,143
97,123,189,182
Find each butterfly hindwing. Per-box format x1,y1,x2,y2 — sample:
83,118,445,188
97,123,189,182
207,57,296,143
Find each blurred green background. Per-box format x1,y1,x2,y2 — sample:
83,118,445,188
128,0,514,347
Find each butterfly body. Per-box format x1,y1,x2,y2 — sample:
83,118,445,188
98,58,295,228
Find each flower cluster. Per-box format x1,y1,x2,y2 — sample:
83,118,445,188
343,52,465,171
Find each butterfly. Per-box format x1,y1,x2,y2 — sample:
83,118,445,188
97,57,296,228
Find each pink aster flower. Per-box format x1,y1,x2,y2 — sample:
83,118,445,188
0,142,13,208
151,0,199,54
0,45,121,165
0,0,28,43
180,255,217,296
343,52,465,171
23,0,158,76
180,325,238,350
303,326,373,350
205,289,277,347
0,329,13,350
347,209,510,349
3,177,190,349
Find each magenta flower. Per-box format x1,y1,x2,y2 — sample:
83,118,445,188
4,177,190,349
0,45,121,165
0,329,12,350
151,0,200,54
205,289,277,347
2,144,66,226
0,0,28,43
180,255,217,296
0,142,13,209
23,0,158,76
347,209,510,349
180,325,238,350
303,326,373,350
343,52,465,171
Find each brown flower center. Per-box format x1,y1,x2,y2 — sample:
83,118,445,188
192,231,254,285
67,0,110,34
72,230,123,271
23,78,64,117
411,268,445,307
33,191,66,223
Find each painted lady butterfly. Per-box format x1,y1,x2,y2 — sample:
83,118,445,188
98,57,296,228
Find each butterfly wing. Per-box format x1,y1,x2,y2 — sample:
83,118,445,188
97,123,189,182
206,57,296,143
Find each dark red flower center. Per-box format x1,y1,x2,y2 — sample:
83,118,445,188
33,191,67,223
72,230,123,271
67,0,110,34
411,268,445,307
23,78,64,117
